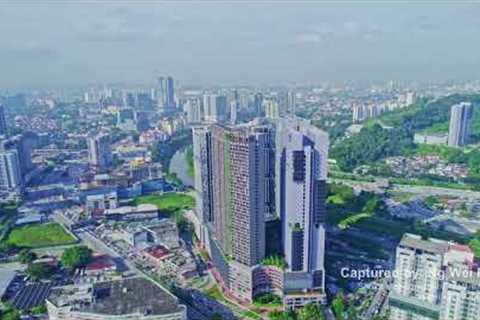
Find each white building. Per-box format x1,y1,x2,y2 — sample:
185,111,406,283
87,133,112,171
203,94,227,123
276,118,328,305
448,102,473,147
264,99,280,119
0,149,22,191
184,98,202,124
85,191,118,215
390,233,479,320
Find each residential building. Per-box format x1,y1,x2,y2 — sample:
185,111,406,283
192,126,213,235
157,76,176,114
276,118,328,305
87,133,112,171
185,98,203,123
203,94,227,123
0,149,22,191
0,104,6,136
389,233,480,320
448,102,473,147
117,108,136,131
286,91,296,115
193,118,328,307
264,98,280,119
406,91,417,106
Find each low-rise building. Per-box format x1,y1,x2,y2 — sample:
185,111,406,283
46,277,187,320
104,203,158,221
85,191,118,216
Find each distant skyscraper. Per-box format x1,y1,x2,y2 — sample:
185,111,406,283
156,76,176,114
263,99,280,119
253,93,264,117
229,101,237,124
287,91,296,114
448,102,473,147
123,92,136,108
352,104,365,123
166,76,175,109
0,104,7,136
1,133,36,178
0,149,22,191
405,91,416,106
136,92,154,110
134,111,150,132
88,133,112,171
185,98,203,124
276,118,328,298
203,94,227,123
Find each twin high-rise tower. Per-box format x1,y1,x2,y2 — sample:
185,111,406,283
192,117,328,308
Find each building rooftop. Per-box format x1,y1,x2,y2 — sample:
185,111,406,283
85,254,116,272
399,233,450,254
145,245,170,259
48,277,183,316
104,204,157,216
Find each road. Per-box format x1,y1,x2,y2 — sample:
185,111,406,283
331,175,480,200
77,230,211,320
360,280,390,320
391,184,480,199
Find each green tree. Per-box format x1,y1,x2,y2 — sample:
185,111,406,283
210,313,223,320
268,310,297,320
298,303,324,320
61,246,93,269
27,263,54,280
30,304,47,315
1,309,20,320
18,249,37,264
332,294,345,319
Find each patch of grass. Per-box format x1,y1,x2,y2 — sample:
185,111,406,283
327,194,346,205
253,293,282,307
6,223,76,248
469,238,480,258
390,192,415,203
261,254,286,270
338,212,371,229
205,285,226,302
133,193,195,214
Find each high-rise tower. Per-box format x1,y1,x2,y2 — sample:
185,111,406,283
276,118,328,297
88,133,112,171
0,104,7,137
448,102,473,147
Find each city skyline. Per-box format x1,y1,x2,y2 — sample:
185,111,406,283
1,2,479,89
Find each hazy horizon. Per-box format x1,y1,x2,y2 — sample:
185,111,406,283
1,1,479,88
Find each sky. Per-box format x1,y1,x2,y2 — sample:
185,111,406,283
0,1,479,88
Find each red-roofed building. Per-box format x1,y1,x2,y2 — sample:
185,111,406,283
143,245,173,266
444,243,475,269
85,254,117,276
